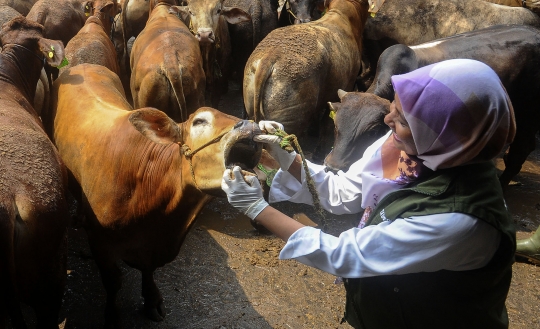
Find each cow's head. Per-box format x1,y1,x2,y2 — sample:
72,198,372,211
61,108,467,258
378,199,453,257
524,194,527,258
169,0,250,45
0,16,65,68
324,90,390,172
287,0,325,24
129,107,262,196
94,1,121,35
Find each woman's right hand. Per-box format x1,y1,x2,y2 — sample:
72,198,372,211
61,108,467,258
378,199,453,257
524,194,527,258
254,121,297,171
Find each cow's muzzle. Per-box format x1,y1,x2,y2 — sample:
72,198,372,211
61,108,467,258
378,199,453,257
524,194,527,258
196,28,215,44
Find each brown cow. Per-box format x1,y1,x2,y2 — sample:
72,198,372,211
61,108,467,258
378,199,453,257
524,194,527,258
48,62,262,327
130,0,205,122
244,0,368,159
0,0,38,15
27,0,102,48
0,16,68,328
169,0,251,108
60,1,120,75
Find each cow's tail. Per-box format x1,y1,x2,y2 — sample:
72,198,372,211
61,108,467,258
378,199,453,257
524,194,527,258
163,54,188,122
250,59,274,123
0,200,26,328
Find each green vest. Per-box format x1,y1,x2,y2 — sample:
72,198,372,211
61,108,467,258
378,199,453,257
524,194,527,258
343,161,516,329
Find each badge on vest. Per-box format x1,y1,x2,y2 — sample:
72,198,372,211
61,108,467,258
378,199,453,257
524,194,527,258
380,209,389,221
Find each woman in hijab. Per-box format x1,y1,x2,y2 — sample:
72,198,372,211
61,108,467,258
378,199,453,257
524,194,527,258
222,59,516,328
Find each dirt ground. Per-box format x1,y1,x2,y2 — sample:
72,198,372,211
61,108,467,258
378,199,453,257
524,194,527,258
15,82,540,329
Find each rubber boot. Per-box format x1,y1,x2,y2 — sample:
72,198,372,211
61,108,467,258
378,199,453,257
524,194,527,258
516,227,540,264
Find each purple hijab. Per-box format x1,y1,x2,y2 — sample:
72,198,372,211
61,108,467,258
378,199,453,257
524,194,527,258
391,59,516,170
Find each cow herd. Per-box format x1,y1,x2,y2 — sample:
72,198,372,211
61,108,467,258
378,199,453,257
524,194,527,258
1,0,540,327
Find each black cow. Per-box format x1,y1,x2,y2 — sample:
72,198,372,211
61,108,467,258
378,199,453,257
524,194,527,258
358,0,540,90
277,0,324,26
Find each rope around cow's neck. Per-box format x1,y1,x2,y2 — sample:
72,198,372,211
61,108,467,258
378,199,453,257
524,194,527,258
179,131,229,190
273,129,328,232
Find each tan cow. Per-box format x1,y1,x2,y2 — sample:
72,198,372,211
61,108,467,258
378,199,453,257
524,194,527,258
169,0,251,108
60,1,121,75
130,0,205,122
244,0,368,160
48,63,262,327
0,16,69,328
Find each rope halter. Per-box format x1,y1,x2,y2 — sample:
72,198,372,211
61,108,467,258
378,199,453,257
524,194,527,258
178,130,229,190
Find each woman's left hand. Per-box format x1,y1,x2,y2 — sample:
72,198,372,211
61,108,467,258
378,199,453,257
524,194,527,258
221,166,269,219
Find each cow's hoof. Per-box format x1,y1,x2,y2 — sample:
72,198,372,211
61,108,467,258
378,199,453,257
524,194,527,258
145,302,166,322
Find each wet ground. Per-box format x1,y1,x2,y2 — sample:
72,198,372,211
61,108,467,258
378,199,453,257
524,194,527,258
15,81,540,328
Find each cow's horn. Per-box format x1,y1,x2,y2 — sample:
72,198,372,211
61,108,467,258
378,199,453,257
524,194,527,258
337,89,347,100
327,102,335,112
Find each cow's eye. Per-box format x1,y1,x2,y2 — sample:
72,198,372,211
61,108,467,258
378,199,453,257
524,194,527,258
192,118,207,126
216,8,221,14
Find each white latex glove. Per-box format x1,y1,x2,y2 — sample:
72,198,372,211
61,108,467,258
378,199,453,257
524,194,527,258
254,120,297,171
221,166,269,220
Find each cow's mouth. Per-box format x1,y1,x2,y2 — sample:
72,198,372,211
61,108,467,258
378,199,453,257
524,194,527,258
224,136,262,173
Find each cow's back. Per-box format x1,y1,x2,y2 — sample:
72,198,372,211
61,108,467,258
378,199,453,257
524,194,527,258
52,64,130,185
244,0,366,134
364,0,540,46
62,18,121,75
131,5,205,122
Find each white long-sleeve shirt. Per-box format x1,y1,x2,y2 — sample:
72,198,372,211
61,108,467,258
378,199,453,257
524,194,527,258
269,133,501,278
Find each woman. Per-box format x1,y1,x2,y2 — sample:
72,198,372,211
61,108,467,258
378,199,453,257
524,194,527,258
222,59,517,328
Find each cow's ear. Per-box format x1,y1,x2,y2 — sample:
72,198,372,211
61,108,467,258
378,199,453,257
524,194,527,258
99,2,114,14
221,7,251,25
82,1,93,17
169,6,190,25
38,38,65,67
129,108,182,144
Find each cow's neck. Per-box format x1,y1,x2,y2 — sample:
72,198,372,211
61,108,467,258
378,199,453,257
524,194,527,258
329,0,368,51
201,43,218,87
0,49,41,112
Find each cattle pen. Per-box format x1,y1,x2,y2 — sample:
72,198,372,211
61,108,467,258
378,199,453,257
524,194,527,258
10,80,540,329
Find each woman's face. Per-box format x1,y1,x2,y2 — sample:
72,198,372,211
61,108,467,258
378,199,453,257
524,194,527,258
384,93,418,155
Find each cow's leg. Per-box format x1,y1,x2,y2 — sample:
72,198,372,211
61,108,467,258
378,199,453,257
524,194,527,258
500,129,537,189
141,269,165,321
35,231,67,329
91,250,122,329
